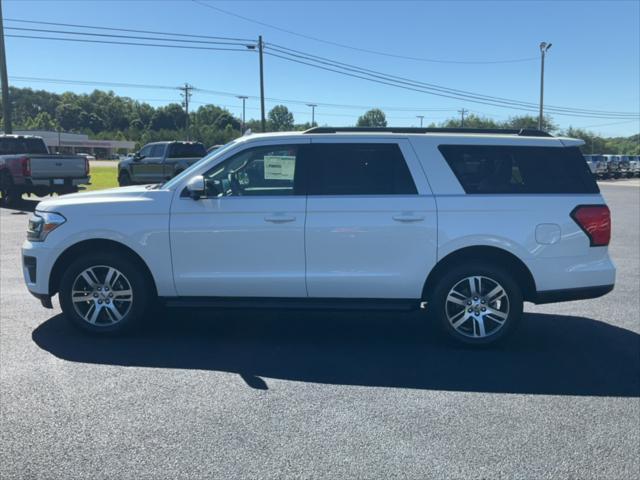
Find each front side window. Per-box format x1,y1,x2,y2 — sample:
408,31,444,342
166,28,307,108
203,144,303,197
138,145,152,158
150,144,165,157
438,145,599,194
305,143,417,195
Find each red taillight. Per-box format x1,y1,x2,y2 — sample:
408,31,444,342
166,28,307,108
571,205,611,247
20,156,31,177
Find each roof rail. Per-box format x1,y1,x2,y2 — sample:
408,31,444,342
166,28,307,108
303,127,553,137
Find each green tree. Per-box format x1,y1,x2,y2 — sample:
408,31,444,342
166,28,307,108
23,111,60,131
357,108,387,127
55,103,83,131
268,105,294,131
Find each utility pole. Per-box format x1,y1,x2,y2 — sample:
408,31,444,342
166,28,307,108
180,82,193,140
307,103,317,126
0,0,12,133
237,95,248,133
458,108,468,128
258,35,266,132
416,115,424,128
538,41,552,131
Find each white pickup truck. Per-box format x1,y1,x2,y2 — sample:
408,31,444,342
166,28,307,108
0,135,90,205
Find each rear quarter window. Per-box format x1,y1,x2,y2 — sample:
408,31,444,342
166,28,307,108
438,145,599,194
168,143,207,158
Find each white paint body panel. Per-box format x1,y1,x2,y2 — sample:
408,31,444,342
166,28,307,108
23,132,616,304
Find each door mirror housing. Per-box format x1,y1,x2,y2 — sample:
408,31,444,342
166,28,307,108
186,175,206,200
133,152,143,161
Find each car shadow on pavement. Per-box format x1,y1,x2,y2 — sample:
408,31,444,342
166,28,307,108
0,198,38,213
32,310,640,397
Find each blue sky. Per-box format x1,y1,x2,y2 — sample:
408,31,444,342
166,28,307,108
4,0,640,136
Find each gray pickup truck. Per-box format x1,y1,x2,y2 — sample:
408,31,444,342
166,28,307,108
118,141,207,186
0,135,89,205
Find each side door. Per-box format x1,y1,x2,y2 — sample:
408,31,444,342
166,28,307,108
130,144,152,182
142,143,167,183
303,138,437,299
170,139,310,297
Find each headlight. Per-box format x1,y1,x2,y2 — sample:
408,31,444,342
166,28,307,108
27,211,66,242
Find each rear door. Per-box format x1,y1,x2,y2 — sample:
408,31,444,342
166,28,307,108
303,138,437,299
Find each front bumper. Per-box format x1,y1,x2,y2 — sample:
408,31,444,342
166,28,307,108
21,240,55,297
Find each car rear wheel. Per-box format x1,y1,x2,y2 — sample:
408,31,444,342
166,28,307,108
59,252,153,334
429,263,523,346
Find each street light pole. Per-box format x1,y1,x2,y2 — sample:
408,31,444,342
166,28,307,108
237,95,248,133
258,35,266,132
307,103,317,126
538,41,552,131
416,115,424,128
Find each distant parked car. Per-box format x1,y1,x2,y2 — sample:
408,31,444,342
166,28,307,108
118,141,207,186
616,155,633,178
584,154,607,179
0,135,90,205
628,155,640,177
77,153,96,162
602,154,621,178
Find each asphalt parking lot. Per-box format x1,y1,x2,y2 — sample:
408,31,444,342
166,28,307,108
1,182,638,479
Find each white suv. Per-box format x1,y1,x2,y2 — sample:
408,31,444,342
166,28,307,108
22,128,615,345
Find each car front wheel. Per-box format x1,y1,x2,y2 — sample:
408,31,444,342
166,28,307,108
59,252,153,334
429,263,523,346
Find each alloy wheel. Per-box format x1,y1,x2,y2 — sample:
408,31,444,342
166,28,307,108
71,265,133,326
445,275,510,339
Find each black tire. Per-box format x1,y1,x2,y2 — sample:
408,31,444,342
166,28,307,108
428,262,523,346
118,171,132,187
59,251,154,335
0,173,20,206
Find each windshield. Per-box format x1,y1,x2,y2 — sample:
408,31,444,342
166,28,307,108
161,139,241,189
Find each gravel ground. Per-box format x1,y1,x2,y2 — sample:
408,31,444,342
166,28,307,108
1,182,638,479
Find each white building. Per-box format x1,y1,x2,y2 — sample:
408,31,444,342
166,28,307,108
14,130,136,157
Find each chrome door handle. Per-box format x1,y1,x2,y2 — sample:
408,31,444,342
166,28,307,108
392,214,425,223
264,215,296,223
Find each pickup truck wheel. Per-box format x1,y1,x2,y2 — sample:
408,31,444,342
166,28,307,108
429,263,523,346
59,252,153,334
118,171,131,186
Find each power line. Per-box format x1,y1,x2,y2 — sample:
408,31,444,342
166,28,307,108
263,49,638,120
191,0,540,65
265,43,640,118
5,26,256,47
5,17,255,42
6,34,255,52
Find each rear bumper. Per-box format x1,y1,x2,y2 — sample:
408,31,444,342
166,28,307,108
533,284,614,304
28,177,90,188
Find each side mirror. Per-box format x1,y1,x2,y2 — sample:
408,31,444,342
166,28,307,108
186,175,205,200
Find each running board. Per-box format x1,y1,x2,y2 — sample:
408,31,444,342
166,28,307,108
161,297,419,311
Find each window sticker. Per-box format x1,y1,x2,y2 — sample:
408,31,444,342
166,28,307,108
264,155,296,180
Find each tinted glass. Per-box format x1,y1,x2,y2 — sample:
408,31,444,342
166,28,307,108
0,137,48,155
438,145,599,194
138,145,152,157
203,144,303,196
150,144,165,157
305,143,417,195
168,143,206,158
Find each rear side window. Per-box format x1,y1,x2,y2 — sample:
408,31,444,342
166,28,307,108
305,143,417,195
438,145,599,194
168,143,206,158
0,137,48,155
